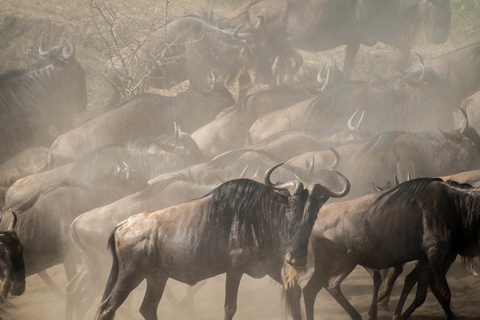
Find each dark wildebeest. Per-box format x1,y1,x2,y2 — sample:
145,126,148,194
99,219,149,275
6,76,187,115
247,80,388,146
67,146,345,319
286,109,480,199
301,177,480,320
67,173,220,319
95,165,350,320
228,0,451,78
48,85,233,167
401,41,480,111
105,13,273,103
0,38,87,165
0,211,25,302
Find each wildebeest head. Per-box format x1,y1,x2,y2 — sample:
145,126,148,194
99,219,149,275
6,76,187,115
0,212,25,298
264,164,350,269
418,0,451,44
36,37,87,127
233,14,274,85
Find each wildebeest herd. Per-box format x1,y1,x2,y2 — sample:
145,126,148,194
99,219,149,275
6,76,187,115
2,0,480,319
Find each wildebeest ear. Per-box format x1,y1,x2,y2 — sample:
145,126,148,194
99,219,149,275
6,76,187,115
267,190,289,206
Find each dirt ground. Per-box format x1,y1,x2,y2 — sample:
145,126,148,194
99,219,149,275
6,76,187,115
4,258,480,320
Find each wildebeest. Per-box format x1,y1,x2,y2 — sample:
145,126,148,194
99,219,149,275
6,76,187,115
105,13,273,103
0,211,25,301
0,38,87,165
247,80,388,146
191,84,317,160
67,173,219,319
228,0,451,78
48,85,232,167
286,109,480,199
302,177,480,320
95,165,350,320
5,134,199,212
401,41,480,110
0,162,148,282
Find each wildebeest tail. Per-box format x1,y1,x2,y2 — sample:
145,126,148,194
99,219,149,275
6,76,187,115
101,228,119,302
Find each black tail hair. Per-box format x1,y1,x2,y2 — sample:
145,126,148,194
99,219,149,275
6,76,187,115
101,228,119,302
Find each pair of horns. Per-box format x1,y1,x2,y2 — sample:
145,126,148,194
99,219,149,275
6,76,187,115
39,37,75,60
264,163,350,198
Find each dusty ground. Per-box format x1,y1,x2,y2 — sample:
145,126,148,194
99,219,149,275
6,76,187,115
4,258,480,319
2,1,480,320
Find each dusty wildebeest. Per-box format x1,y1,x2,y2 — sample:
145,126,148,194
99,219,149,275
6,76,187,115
0,38,86,165
228,0,451,78
401,41,480,110
302,177,480,320
49,83,233,167
67,173,220,320
95,164,350,320
286,108,480,199
105,13,273,104
0,211,25,302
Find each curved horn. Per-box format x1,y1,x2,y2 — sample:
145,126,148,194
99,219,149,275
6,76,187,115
173,121,179,142
264,163,284,187
320,68,330,92
394,174,400,186
8,211,17,231
254,15,264,30
407,173,411,181
62,38,75,60
321,171,350,198
328,148,340,170
307,155,315,176
418,61,427,82
38,36,49,57
122,161,131,180
347,109,365,132
239,164,250,178
264,164,304,195
317,61,326,83
459,107,469,135
233,22,249,40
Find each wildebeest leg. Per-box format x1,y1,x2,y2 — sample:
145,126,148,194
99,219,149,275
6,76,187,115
224,271,243,320
394,260,430,320
426,252,455,320
237,73,250,104
96,270,145,320
377,264,404,311
324,264,361,320
303,267,328,320
392,261,421,318
285,283,303,320
139,270,168,320
343,40,361,79
367,269,382,320
38,271,64,296
427,255,457,319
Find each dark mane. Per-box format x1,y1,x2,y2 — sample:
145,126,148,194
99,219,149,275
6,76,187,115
445,180,476,190
374,177,443,208
204,179,287,253
360,130,455,156
306,81,367,118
